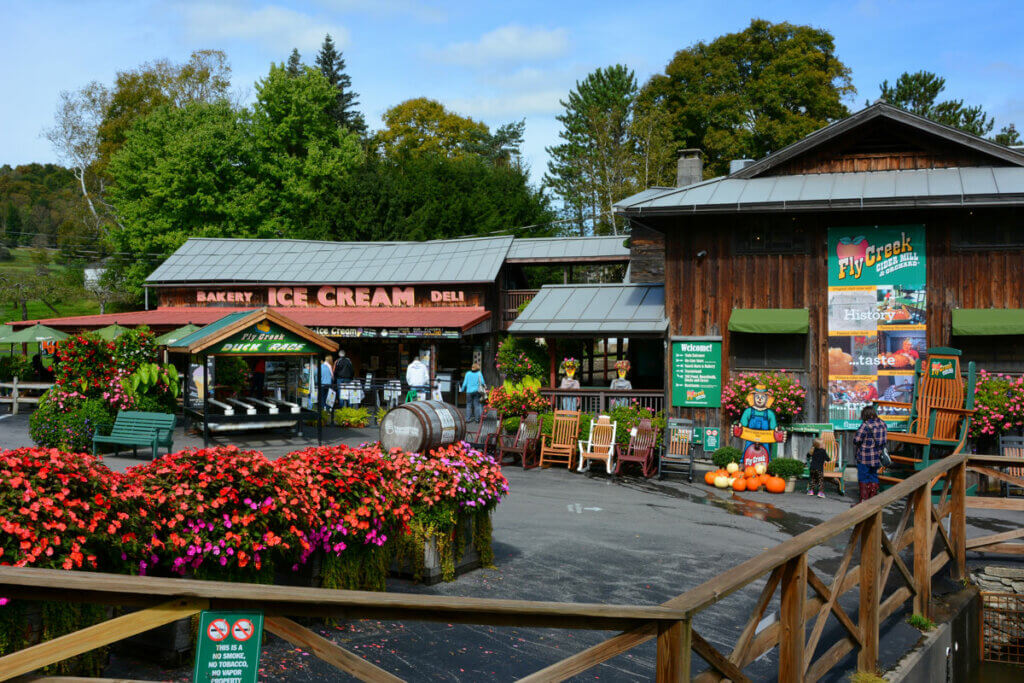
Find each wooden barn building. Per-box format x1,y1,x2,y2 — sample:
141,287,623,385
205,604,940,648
615,102,1024,431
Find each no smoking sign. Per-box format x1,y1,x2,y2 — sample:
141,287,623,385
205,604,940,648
194,610,264,683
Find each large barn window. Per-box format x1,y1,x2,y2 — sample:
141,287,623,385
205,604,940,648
733,224,809,254
730,333,807,370
953,224,1024,250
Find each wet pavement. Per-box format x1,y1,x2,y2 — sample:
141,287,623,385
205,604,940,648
1,413,1020,680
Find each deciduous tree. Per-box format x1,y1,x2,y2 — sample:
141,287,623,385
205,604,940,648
642,19,854,177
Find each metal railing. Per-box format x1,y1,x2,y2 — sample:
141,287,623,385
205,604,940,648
0,453,1021,681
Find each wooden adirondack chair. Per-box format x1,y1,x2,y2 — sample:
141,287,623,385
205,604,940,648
997,435,1024,497
875,348,976,488
660,418,695,482
577,415,617,474
499,412,542,470
539,410,581,469
614,418,657,478
820,430,845,494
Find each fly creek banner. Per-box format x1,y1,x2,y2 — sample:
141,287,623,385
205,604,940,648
827,225,926,430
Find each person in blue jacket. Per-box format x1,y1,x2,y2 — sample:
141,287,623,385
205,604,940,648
460,363,486,422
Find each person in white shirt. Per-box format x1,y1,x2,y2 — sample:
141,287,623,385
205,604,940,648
405,355,430,400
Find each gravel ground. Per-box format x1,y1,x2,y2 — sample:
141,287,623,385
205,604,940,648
1,412,1019,681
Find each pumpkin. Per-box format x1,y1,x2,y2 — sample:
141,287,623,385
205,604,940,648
746,476,761,492
714,469,728,479
744,466,757,478
765,476,786,494
732,478,747,492
726,462,740,474
754,463,767,475
714,476,731,489
704,471,717,485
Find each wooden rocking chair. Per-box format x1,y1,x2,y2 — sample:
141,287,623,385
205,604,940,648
499,412,542,470
539,410,581,469
468,407,503,458
997,435,1024,497
577,415,617,474
876,348,976,472
820,430,845,494
659,418,695,482
614,418,657,478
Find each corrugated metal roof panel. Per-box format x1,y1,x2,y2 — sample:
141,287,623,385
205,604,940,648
147,236,514,284
508,284,667,336
506,236,628,261
614,167,1024,215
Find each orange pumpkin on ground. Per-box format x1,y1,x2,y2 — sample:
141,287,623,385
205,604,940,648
746,476,761,492
744,466,757,478
732,478,747,492
765,476,786,494
704,471,716,485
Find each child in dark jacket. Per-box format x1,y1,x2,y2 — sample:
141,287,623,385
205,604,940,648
807,438,829,498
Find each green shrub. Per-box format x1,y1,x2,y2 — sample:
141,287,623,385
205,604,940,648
767,457,805,479
30,393,115,452
215,356,250,395
332,406,370,428
134,393,176,414
0,355,32,381
607,404,666,449
711,446,743,468
495,335,547,383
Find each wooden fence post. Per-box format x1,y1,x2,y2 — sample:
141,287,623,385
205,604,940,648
858,512,882,672
11,376,18,416
656,619,685,682
950,460,967,581
778,553,807,683
913,486,932,618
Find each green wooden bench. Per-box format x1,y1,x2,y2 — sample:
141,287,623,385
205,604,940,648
93,411,176,459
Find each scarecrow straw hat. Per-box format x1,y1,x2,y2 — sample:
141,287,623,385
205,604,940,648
746,384,775,408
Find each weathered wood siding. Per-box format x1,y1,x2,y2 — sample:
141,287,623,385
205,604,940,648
628,224,665,283
659,208,1024,426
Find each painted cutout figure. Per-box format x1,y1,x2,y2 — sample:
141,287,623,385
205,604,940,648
732,384,786,468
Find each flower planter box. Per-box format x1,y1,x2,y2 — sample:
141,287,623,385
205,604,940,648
390,513,486,585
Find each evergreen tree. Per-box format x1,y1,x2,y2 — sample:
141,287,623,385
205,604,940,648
876,71,994,137
995,124,1021,147
286,48,303,77
315,34,366,135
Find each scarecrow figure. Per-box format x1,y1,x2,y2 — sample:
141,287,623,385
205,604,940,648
559,358,580,411
732,384,786,468
609,359,632,407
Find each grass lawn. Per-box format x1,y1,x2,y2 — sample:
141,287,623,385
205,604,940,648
0,247,102,324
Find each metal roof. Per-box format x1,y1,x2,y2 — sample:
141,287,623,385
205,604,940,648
506,236,629,262
146,236,514,285
509,284,667,336
614,167,1024,216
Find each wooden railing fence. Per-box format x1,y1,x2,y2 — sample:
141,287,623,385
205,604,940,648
0,379,53,415
539,387,665,415
501,289,539,329
0,453,1021,682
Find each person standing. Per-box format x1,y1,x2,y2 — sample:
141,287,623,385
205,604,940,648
319,356,334,409
853,405,887,503
405,354,430,401
460,362,485,422
806,438,828,498
333,350,354,407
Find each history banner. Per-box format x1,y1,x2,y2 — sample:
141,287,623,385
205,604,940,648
827,225,926,430
671,337,722,408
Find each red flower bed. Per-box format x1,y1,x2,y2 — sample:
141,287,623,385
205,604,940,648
0,448,136,572
383,442,509,512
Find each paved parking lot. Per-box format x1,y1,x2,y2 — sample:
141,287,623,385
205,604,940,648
2,414,1019,681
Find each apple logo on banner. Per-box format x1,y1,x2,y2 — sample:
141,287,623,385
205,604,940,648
836,235,868,280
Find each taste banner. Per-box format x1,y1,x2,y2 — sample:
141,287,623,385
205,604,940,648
827,225,926,430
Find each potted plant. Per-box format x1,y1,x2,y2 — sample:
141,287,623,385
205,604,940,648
767,457,806,492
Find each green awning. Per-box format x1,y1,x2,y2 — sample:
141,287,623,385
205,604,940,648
728,309,809,334
0,323,70,344
952,309,1024,336
94,324,131,340
155,324,202,346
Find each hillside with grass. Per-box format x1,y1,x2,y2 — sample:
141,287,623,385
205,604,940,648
0,248,101,323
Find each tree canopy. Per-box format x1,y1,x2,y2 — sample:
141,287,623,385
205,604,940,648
642,19,855,177
876,70,994,137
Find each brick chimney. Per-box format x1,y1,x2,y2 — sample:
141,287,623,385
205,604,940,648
676,149,703,188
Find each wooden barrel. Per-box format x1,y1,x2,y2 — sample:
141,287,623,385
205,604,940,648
379,400,467,453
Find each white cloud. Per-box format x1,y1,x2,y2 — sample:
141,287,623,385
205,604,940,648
448,90,566,119
179,3,350,53
437,24,568,65
315,0,445,22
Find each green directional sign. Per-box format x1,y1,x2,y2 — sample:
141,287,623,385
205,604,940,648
194,610,263,683
671,337,722,408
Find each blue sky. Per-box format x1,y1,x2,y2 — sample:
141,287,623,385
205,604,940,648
3,0,1023,182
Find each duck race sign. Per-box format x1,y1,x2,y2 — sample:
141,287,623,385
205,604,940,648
826,225,927,430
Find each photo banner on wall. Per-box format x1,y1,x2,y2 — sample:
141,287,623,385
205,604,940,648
827,225,926,430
